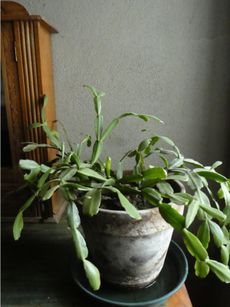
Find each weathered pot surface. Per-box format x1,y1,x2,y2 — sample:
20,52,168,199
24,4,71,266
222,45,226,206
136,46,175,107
80,199,184,289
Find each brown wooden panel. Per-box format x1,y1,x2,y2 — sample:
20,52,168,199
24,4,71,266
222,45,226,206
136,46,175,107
1,2,65,220
34,21,67,221
1,22,24,170
1,1,58,33
1,1,29,17
29,21,46,163
34,20,58,162
14,20,47,163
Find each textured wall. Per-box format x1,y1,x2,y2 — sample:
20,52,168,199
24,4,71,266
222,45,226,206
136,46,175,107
7,1,230,305
14,0,230,172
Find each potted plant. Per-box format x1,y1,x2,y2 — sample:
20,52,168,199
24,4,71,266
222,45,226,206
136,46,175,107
13,86,230,291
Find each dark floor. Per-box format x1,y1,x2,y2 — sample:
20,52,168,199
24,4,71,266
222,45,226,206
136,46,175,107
1,221,113,307
1,221,229,307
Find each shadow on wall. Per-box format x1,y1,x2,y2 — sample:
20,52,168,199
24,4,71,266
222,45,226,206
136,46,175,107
174,3,230,305
205,1,230,176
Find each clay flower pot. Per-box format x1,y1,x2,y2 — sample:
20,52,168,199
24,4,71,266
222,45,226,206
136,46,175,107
79,182,184,289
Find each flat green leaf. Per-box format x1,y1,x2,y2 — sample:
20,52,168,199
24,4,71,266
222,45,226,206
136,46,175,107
195,170,227,183
195,260,210,278
223,206,230,226
72,228,88,260
221,182,230,207
221,183,230,225
101,119,119,142
222,226,230,241
156,135,175,147
135,152,144,174
19,159,40,170
41,95,48,122
62,182,92,192
23,143,51,152
120,174,143,183
95,114,103,140
60,188,77,201
118,112,164,124
117,190,141,220
78,135,92,155
40,164,51,173
200,204,226,223
67,202,88,260
83,259,101,291
108,187,141,220
61,142,65,158
198,190,211,206
83,189,101,216
209,220,225,248
167,174,188,182
218,188,224,199
60,168,77,181
169,157,184,169
102,178,116,187
185,200,199,228
169,193,192,205
197,221,210,249
77,168,106,181
24,168,41,183
30,122,44,129
142,187,162,205
83,84,98,97
184,158,203,168
105,156,111,178
37,169,53,189
156,182,173,195
159,203,185,231
94,96,102,115
221,245,229,265
143,168,167,180
71,152,81,167
120,149,135,162
101,112,163,143
150,136,160,146
13,194,36,240
42,185,59,201
182,229,208,261
206,259,230,283
159,155,169,168
128,150,138,158
13,212,23,241
42,125,56,144
187,172,204,190
211,161,223,170
116,161,123,180
67,202,81,228
138,139,151,152
141,179,159,188
91,140,103,164
42,125,61,149
197,207,205,220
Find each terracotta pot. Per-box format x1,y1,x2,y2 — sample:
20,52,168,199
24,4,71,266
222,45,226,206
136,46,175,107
79,183,184,289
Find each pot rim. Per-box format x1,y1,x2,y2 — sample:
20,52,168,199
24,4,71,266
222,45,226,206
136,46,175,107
98,206,157,214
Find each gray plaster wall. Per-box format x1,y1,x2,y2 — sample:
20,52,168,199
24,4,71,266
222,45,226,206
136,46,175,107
13,0,230,172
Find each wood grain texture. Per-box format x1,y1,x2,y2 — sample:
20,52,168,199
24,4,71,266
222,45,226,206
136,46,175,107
1,1,58,33
1,0,29,16
1,1,65,220
1,22,24,170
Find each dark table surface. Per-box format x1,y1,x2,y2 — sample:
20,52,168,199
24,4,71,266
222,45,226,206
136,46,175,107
2,221,192,307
